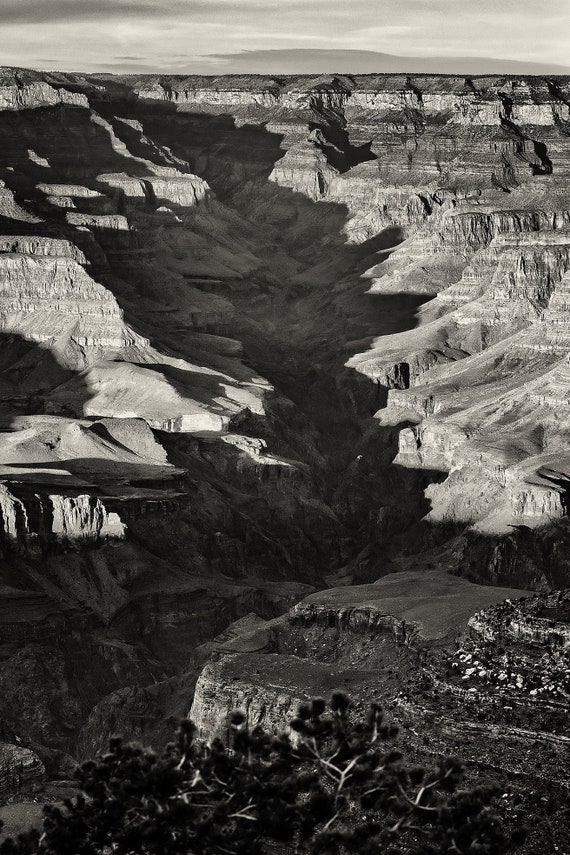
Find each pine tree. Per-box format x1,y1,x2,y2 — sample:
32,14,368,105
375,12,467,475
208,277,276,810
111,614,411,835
0,694,523,855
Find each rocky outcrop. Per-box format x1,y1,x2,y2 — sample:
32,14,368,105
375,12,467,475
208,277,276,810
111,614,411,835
289,571,528,644
0,181,41,224
0,82,88,111
468,591,570,649
189,573,570,853
190,654,304,741
0,485,126,549
190,571,530,744
50,495,126,542
96,172,209,208
66,212,130,231
0,236,88,264
0,485,29,543
0,251,141,358
0,744,44,797
190,649,384,743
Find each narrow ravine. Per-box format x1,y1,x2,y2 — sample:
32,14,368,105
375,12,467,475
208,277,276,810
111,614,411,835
214,220,440,581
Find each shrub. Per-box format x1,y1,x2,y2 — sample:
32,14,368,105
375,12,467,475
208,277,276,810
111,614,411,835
0,694,522,855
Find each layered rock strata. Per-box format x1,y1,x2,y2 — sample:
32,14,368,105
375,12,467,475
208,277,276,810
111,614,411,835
0,69,569,811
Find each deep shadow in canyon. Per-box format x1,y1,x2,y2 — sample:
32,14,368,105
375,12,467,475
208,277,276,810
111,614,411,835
88,92,447,566
1,91,566,588
0,94,444,579
0,95,438,772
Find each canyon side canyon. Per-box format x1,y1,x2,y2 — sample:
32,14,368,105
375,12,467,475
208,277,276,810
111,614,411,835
0,67,569,850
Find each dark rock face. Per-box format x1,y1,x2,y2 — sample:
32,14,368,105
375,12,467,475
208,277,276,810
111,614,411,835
0,745,43,798
0,68,569,805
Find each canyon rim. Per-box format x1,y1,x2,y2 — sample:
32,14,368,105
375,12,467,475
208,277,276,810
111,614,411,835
0,5,569,851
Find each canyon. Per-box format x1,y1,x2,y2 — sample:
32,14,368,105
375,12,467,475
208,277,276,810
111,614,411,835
0,66,569,850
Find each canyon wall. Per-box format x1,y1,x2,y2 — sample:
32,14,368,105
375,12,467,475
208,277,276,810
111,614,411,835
0,69,569,823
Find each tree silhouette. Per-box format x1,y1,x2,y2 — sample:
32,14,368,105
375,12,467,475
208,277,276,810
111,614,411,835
0,694,524,855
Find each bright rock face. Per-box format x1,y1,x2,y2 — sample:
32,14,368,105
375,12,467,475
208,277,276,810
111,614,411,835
49,495,126,541
0,485,125,545
0,68,569,825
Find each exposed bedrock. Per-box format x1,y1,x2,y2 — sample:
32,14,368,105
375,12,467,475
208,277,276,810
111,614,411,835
189,575,570,852
0,744,44,798
0,485,125,551
0,68,569,790
190,570,530,738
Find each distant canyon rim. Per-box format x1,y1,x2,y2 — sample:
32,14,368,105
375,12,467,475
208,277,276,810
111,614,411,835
0,67,569,849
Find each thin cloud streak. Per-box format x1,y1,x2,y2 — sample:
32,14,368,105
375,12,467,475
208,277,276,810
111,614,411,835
203,49,570,76
0,0,314,24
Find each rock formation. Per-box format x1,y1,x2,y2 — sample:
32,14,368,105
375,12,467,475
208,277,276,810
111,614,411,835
190,570,529,735
0,69,568,848
0,745,44,798
190,572,570,852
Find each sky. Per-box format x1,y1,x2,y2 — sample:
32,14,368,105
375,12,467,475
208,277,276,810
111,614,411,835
1,0,569,75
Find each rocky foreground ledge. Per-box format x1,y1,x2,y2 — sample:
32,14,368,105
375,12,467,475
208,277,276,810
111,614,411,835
189,572,569,851
190,570,529,736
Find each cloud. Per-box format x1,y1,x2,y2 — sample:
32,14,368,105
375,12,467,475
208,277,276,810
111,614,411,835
1,0,569,73
0,0,156,23
202,49,570,75
0,0,315,24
